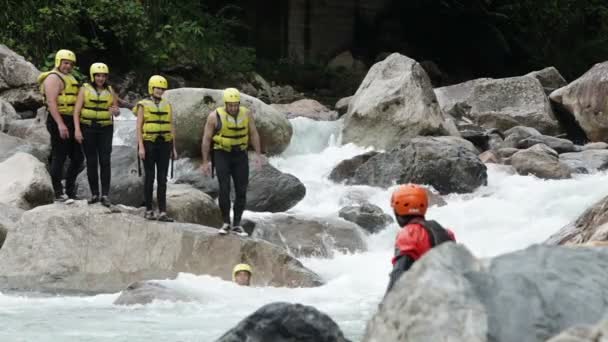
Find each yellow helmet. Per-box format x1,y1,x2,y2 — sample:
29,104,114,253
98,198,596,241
55,49,76,68
148,75,168,95
232,263,252,281
223,88,241,103
89,63,109,82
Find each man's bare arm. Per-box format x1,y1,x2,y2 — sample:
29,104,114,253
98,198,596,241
248,110,262,155
202,111,217,164
43,74,65,126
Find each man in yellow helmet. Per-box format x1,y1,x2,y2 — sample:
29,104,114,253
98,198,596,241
232,263,252,286
201,88,263,236
37,49,84,202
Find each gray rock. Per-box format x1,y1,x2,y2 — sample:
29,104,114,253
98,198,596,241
335,96,352,115
246,158,306,212
0,45,43,111
161,183,222,227
0,152,53,210
6,116,49,145
510,144,572,179
436,76,560,135
502,126,543,148
349,137,487,194
559,150,608,174
113,281,195,305
547,319,608,342
250,213,367,258
339,202,393,234
364,243,608,342
271,99,338,121
75,145,144,206
0,98,18,133
550,61,608,142
217,302,351,342
329,151,378,183
546,194,608,245
517,135,576,154
342,53,455,150
525,67,568,92
0,203,323,294
582,142,608,150
0,131,49,163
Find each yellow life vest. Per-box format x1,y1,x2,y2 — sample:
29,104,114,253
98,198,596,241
213,106,249,152
37,69,80,115
138,98,173,142
80,83,114,126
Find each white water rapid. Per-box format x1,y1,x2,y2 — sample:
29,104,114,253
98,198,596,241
3,116,608,342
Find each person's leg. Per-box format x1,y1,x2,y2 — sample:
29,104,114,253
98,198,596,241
156,142,171,213
46,115,68,199
99,125,113,204
82,126,100,200
64,118,84,198
143,141,156,215
231,151,249,227
214,150,232,226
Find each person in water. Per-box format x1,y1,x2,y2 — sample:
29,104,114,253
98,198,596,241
232,263,252,286
386,184,456,293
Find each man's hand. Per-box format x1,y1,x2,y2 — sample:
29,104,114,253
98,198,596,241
58,123,69,139
110,105,120,116
253,154,263,171
200,161,211,176
138,145,145,160
75,129,83,144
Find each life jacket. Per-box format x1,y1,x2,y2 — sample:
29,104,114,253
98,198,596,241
136,98,173,142
37,69,80,115
409,217,454,248
212,106,249,152
80,83,114,126
393,217,455,263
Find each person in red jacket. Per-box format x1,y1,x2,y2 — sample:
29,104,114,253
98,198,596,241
386,183,456,292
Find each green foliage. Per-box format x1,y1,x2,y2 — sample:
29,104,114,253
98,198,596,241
0,0,254,79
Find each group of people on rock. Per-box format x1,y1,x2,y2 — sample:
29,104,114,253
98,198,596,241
38,49,455,292
38,49,261,232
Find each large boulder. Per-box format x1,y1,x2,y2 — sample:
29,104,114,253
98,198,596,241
335,96,352,116
501,126,542,148
163,88,292,157
6,114,50,145
525,67,568,92
0,203,323,294
348,137,487,194
364,243,608,342
0,131,49,163
510,144,572,179
75,145,144,206
516,135,577,154
547,319,608,342
113,281,196,306
217,302,351,342
0,98,19,132
250,213,367,258
0,203,25,250
271,99,338,121
161,183,222,227
550,61,608,142
341,53,455,150
246,158,306,212
435,76,560,135
173,158,219,198
0,152,53,210
559,150,608,174
0,45,42,111
546,195,608,245
338,202,393,234
329,151,378,183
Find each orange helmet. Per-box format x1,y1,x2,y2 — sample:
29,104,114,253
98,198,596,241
390,184,428,216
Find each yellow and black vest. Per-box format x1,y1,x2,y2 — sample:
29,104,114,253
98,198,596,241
37,69,80,115
213,106,249,152
80,83,114,126
138,98,173,142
